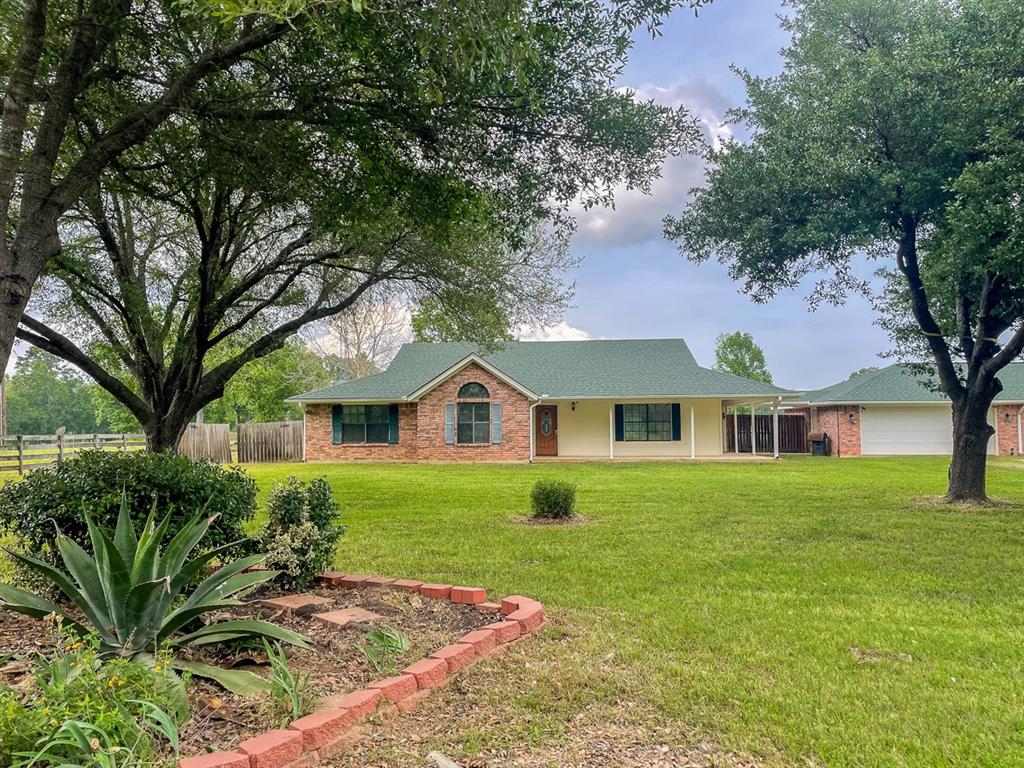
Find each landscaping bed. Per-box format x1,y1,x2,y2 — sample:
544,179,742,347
0,579,502,759
178,582,493,754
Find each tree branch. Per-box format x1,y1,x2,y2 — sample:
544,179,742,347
894,217,963,398
16,314,151,422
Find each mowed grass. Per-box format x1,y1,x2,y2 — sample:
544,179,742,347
239,457,1024,767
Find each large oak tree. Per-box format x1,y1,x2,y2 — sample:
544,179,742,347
6,0,707,450
667,0,1024,502
1,0,705,381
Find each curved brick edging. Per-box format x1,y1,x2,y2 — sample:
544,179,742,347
179,574,546,768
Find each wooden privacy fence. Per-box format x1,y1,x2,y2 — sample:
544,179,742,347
178,422,232,464
0,431,147,475
237,420,303,463
724,413,809,454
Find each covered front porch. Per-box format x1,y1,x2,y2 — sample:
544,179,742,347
527,397,786,461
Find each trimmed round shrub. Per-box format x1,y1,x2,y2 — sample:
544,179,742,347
0,450,257,580
530,479,577,519
260,476,344,589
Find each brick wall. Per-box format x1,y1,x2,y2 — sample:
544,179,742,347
304,403,418,461
303,362,532,462
995,404,1022,456
415,363,531,461
816,405,862,457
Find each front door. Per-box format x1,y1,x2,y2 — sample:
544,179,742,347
535,405,558,456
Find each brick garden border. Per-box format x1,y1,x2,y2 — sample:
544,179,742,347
179,574,546,768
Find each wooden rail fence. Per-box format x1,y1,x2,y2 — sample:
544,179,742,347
1,420,305,474
0,431,147,475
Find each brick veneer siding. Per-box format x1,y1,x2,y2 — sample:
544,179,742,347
996,405,1022,456
816,405,862,457
414,363,531,461
304,403,418,461
303,362,532,462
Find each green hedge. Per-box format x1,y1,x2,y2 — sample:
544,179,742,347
0,450,257,580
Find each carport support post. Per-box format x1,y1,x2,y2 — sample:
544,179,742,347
772,398,780,459
750,403,756,454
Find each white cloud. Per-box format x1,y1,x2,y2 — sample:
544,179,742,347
516,321,594,342
573,79,733,249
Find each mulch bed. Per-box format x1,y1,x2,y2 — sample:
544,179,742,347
0,584,493,757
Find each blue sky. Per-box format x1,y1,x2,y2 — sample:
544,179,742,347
549,0,892,389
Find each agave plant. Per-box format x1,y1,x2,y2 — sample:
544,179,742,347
0,498,310,693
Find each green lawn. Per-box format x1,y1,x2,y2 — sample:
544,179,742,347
238,457,1024,767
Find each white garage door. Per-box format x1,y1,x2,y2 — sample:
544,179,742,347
860,405,996,455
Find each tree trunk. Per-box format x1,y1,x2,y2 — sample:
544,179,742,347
0,275,30,375
946,395,995,503
144,414,190,454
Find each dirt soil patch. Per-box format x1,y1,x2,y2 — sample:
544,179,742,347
0,585,493,757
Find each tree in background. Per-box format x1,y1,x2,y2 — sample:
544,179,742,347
204,340,334,424
714,332,773,384
667,0,1024,502
847,367,880,380
318,288,411,381
5,348,99,433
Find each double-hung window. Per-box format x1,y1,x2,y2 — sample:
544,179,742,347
623,403,673,441
341,404,390,443
457,402,490,444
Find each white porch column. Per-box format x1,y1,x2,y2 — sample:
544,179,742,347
1018,405,1024,455
733,407,739,454
750,403,756,454
608,405,615,458
690,405,696,459
772,398,780,459
301,403,307,463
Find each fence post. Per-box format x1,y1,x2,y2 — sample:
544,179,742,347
16,435,23,475
122,433,127,451
93,433,99,450
57,430,64,462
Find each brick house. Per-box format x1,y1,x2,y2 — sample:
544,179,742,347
794,363,1024,457
290,339,790,462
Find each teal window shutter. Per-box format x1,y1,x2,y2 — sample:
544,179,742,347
614,404,624,441
388,404,399,444
490,403,502,443
671,403,682,441
444,403,456,444
331,405,343,444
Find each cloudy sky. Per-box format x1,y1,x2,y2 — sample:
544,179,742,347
532,0,892,389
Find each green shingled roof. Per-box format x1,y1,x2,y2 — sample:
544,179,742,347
289,339,790,402
803,363,1024,404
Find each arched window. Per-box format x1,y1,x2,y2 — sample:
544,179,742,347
458,382,489,399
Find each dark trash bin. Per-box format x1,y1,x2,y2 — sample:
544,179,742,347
809,431,831,456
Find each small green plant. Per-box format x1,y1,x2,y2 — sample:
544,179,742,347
12,705,180,768
0,496,310,693
361,627,410,674
0,630,187,767
259,477,344,590
263,640,313,728
530,479,577,519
